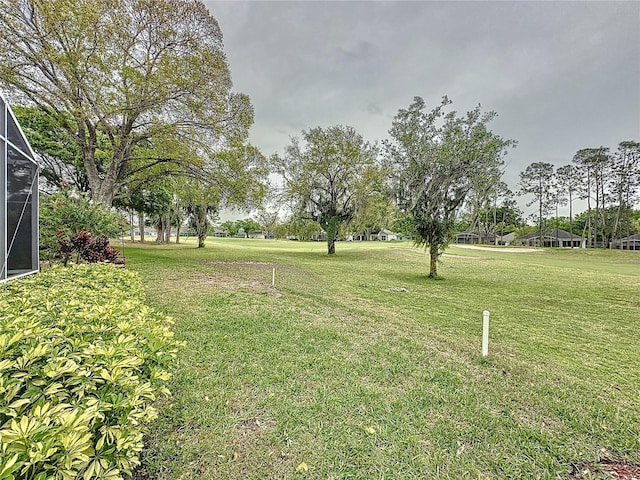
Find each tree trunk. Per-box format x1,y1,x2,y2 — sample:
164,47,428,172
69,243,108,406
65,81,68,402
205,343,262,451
175,225,181,244
197,233,206,248
164,213,171,243
428,244,438,278
537,176,544,247
129,211,135,242
138,212,145,243
569,190,574,248
325,216,339,255
586,170,592,247
155,221,164,243
493,195,498,246
327,236,336,255
594,173,600,249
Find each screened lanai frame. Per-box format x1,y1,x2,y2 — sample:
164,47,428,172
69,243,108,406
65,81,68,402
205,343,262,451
1,91,39,282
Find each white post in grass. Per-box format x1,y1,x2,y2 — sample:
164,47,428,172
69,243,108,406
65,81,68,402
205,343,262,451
272,267,275,288
482,310,490,357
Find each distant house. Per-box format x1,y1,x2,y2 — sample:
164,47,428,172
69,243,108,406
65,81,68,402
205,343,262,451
211,226,227,237
248,230,273,239
310,231,327,242
454,231,482,244
614,234,640,250
134,228,157,237
380,228,404,241
518,228,581,248
371,228,404,241
352,229,405,241
351,232,373,241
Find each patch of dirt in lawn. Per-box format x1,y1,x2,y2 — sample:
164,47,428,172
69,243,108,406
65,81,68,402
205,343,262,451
569,459,640,479
164,268,283,297
192,273,283,296
230,413,275,462
208,260,275,266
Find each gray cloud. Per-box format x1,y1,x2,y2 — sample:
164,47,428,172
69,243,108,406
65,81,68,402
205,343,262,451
206,0,640,215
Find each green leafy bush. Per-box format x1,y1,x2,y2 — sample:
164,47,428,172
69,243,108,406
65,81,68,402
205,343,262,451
0,265,181,480
40,190,126,263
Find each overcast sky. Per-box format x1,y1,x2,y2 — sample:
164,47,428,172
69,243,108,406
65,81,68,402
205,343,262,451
205,1,639,217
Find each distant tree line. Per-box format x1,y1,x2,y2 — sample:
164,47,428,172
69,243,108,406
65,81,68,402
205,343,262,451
2,0,638,276
518,142,640,248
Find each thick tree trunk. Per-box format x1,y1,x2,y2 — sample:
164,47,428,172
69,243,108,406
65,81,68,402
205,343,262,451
175,225,181,244
197,233,206,248
155,222,164,243
428,244,438,278
164,213,171,243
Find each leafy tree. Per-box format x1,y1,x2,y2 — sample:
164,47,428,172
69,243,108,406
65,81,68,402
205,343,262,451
254,209,280,239
12,106,98,193
237,218,262,237
147,188,174,244
546,216,579,235
0,0,252,206
274,125,381,255
220,220,240,237
287,218,322,241
493,198,524,237
40,188,125,263
392,211,417,239
349,184,397,240
609,141,640,247
179,145,268,247
385,96,514,278
572,148,610,247
182,181,220,248
518,162,555,247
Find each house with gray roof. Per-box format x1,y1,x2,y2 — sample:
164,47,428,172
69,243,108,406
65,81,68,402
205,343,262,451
518,228,581,248
614,234,640,250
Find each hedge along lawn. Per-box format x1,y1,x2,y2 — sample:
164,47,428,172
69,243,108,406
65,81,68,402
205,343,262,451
124,238,640,479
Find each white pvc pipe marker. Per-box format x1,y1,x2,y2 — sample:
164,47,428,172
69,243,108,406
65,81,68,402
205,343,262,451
272,267,275,288
482,310,490,357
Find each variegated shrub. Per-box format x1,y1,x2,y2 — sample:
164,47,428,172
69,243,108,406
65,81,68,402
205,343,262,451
0,265,181,480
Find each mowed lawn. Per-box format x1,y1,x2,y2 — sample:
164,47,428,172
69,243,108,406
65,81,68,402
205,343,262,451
125,239,640,479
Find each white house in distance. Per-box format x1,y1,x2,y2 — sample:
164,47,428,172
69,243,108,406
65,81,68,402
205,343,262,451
350,228,405,241
371,228,404,241
1,92,39,282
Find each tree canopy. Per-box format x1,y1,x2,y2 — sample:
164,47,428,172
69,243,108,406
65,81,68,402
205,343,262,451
518,162,555,246
273,125,382,255
0,0,253,206
386,96,515,278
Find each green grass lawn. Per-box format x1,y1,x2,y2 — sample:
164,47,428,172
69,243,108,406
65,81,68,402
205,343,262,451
124,238,640,479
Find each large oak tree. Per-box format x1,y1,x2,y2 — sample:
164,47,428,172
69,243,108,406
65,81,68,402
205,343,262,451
0,0,252,206
274,125,381,255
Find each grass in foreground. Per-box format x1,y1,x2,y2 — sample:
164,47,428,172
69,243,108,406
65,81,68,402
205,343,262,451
124,238,640,479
